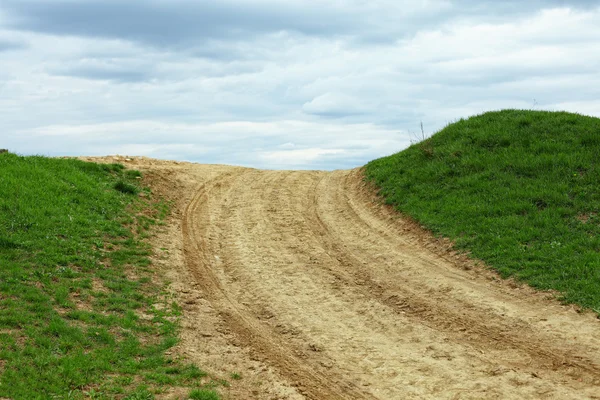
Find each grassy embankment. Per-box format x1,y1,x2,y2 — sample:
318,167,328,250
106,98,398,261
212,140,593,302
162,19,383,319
365,110,600,311
0,153,223,399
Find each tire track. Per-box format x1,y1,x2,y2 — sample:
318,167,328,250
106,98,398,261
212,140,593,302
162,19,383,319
177,165,600,399
182,170,375,400
310,170,600,387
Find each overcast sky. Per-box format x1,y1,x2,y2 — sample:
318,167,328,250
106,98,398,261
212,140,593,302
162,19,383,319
1,1,599,170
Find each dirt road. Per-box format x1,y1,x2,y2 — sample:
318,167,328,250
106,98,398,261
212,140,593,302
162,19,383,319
87,157,600,399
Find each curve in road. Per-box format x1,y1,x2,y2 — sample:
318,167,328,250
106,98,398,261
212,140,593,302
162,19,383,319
178,167,600,399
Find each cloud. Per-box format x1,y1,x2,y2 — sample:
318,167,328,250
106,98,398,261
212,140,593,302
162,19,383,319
7,119,408,169
455,0,600,13
0,38,25,52
1,0,364,46
51,64,152,83
302,93,373,118
1,0,505,49
259,148,346,167
0,1,599,170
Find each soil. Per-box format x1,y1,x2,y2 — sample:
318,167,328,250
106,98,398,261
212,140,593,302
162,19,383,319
82,156,600,399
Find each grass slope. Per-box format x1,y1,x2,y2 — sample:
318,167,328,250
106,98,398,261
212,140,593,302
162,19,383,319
365,110,600,311
0,153,222,399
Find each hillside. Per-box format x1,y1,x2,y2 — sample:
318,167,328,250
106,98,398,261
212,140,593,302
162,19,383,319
365,110,600,310
0,153,221,399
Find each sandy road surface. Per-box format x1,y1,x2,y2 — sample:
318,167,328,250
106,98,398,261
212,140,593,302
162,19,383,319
84,157,600,399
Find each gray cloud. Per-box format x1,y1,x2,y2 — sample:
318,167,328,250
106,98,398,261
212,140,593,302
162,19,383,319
51,65,151,83
456,0,600,11
2,0,361,46
0,0,490,51
2,1,597,51
0,39,25,52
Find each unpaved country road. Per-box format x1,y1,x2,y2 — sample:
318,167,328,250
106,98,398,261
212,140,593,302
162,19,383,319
86,157,600,399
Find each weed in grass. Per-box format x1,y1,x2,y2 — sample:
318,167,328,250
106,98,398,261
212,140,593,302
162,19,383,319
189,388,221,400
123,386,153,400
365,110,600,311
126,169,143,179
115,180,140,195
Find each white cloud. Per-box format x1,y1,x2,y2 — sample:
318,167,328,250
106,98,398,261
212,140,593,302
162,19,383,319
10,119,407,169
259,148,346,166
302,92,373,117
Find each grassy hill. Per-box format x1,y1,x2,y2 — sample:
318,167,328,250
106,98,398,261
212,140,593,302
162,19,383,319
365,110,600,311
0,153,221,399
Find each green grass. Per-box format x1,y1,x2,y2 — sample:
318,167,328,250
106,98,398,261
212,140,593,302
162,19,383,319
365,110,600,311
188,389,220,400
0,153,223,399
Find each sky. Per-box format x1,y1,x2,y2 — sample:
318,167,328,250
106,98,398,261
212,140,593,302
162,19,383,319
1,1,599,170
